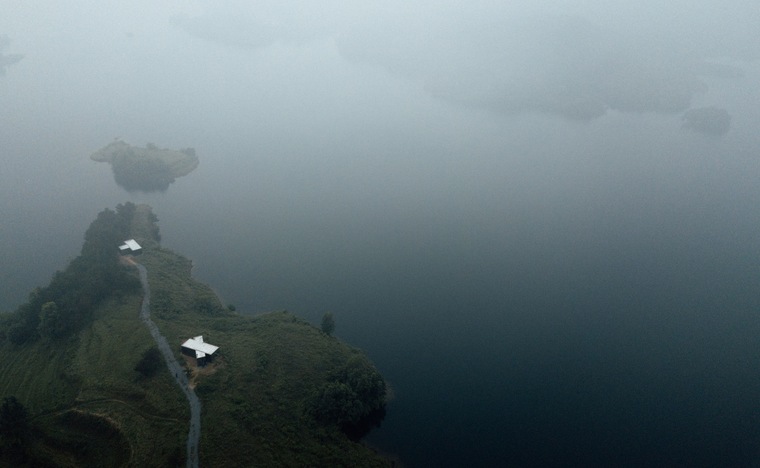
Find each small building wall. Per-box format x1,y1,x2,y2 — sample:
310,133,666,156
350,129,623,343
181,335,219,367
181,346,215,366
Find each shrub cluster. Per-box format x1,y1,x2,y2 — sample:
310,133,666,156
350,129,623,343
111,150,175,192
308,356,386,426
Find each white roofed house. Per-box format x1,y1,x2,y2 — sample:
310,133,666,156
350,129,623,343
181,335,219,367
119,239,142,255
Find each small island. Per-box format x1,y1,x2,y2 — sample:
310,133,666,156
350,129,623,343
0,35,23,76
682,106,732,137
91,140,199,192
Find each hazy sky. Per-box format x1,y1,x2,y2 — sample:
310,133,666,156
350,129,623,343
1,2,759,309
2,0,758,128
0,1,756,199
1,1,759,311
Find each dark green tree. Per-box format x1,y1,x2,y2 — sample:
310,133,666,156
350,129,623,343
321,312,335,336
308,356,386,426
0,396,30,461
111,152,174,192
134,347,162,378
37,301,64,339
310,381,364,424
194,292,223,316
335,356,386,413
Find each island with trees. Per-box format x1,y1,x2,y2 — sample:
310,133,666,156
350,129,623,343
682,106,732,136
0,203,390,466
0,35,23,76
90,140,200,192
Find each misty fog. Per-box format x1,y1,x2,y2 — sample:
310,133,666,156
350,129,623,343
2,2,760,466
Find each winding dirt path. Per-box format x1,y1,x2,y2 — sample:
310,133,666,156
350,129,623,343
135,262,201,468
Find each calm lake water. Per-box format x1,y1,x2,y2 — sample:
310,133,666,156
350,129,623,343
2,66,760,466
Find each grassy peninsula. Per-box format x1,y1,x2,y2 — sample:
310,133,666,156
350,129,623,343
0,203,389,467
91,141,199,192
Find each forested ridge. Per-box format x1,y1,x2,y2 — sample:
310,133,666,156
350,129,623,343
0,203,143,344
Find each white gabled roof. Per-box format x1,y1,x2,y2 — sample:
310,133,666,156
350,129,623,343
181,335,219,356
119,239,142,251
125,239,141,250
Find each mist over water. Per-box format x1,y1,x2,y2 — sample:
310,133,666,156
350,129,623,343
6,103,760,465
2,3,760,466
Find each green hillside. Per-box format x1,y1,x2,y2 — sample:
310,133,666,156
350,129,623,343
0,203,390,467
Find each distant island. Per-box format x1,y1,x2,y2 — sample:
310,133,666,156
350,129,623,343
0,35,23,76
91,140,199,192
682,106,732,137
0,203,390,466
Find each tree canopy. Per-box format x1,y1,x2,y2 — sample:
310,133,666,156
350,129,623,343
321,312,335,336
0,203,141,345
0,396,30,462
112,151,175,192
308,355,386,426
90,141,199,193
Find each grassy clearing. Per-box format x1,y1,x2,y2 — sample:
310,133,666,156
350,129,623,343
139,244,390,466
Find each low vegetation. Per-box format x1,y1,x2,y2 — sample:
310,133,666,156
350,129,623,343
0,203,389,466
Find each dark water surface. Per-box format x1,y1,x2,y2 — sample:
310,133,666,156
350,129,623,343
2,69,760,466
156,128,760,466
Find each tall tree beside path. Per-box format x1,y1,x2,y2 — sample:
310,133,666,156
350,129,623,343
321,312,335,336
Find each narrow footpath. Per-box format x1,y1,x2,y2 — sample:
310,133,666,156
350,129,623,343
135,263,201,468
